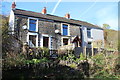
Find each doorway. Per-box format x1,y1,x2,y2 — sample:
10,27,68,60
43,36,49,48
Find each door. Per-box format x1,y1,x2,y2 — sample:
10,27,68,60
43,36,49,48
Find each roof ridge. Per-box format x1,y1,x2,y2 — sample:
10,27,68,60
13,8,103,29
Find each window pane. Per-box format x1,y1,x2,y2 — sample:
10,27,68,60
87,30,91,38
63,24,68,35
63,38,68,45
29,19,36,31
29,35,36,47
63,28,68,35
29,23,36,31
63,24,68,28
30,19,36,23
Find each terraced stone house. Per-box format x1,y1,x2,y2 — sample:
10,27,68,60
9,2,104,53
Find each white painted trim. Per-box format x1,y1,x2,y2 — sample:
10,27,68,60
42,34,49,37
28,17,38,32
9,10,15,34
40,35,43,47
87,28,92,38
91,28,93,38
40,34,52,49
27,32,38,47
61,23,70,36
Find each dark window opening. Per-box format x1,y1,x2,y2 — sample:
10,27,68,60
63,38,68,45
87,28,91,38
29,19,36,31
43,37,49,48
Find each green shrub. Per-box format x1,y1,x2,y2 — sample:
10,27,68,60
75,53,86,63
25,58,49,64
89,52,120,79
3,52,26,68
38,47,49,57
69,63,77,68
79,53,86,60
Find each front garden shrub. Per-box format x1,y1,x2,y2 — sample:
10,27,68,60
39,47,49,58
3,52,26,69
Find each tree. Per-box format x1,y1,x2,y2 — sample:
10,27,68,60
103,24,110,49
1,15,12,55
103,24,110,29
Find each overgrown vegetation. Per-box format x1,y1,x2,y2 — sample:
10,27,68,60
103,24,118,50
89,53,120,79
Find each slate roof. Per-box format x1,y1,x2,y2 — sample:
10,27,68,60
13,9,103,29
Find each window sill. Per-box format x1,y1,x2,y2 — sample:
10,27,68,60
62,35,71,37
28,30,38,33
88,37,93,42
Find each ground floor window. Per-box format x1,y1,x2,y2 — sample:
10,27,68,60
63,38,69,45
27,32,38,47
87,42,92,48
29,35,37,47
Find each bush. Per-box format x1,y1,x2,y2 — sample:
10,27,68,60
25,58,49,64
3,52,26,69
75,53,86,63
38,47,49,58
89,52,120,79
27,47,50,59
69,63,77,68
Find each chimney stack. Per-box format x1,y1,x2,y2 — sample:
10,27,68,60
41,7,47,14
11,2,16,9
65,13,70,19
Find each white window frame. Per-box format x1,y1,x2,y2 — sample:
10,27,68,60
28,17,38,32
87,28,91,38
61,23,70,36
40,34,52,49
27,32,38,47
61,37,70,46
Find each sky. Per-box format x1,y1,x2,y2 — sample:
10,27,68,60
1,1,118,30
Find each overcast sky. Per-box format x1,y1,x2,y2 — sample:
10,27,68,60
2,1,118,30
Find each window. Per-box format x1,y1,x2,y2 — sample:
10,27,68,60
63,38,69,45
87,28,91,38
43,36,49,48
29,35,36,47
29,19,37,31
62,24,68,36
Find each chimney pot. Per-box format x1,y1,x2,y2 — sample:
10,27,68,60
41,7,47,14
12,2,16,9
65,13,70,19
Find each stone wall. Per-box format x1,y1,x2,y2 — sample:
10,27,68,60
15,15,28,43
70,25,81,37
14,15,82,49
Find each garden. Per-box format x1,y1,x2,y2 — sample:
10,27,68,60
2,46,120,80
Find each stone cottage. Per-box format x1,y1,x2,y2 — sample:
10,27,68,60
9,2,104,54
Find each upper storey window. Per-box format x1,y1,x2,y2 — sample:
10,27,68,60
62,24,68,36
87,28,91,38
29,19,37,31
